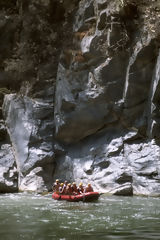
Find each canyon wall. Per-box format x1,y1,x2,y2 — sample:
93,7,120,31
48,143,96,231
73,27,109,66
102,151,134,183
0,0,160,196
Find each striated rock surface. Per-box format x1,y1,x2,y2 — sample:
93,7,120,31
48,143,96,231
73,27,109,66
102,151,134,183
0,0,160,195
0,143,18,193
3,93,55,192
0,119,18,193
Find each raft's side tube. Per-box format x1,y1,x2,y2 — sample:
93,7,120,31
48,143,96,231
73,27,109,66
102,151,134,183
52,192,100,202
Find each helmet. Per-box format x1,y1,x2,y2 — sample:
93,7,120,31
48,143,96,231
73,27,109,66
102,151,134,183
88,183,91,186
56,179,59,182
60,183,64,186
79,182,83,186
68,183,71,186
72,182,76,185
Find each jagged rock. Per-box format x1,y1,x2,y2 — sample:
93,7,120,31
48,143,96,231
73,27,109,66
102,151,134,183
0,120,7,141
0,144,18,193
2,94,55,192
97,10,107,30
54,64,113,143
148,50,160,139
54,51,129,144
83,160,94,174
19,167,52,192
74,0,95,32
112,183,133,196
123,39,157,108
115,172,133,184
53,131,160,196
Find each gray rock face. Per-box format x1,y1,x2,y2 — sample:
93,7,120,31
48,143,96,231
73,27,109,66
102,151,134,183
3,94,55,192
0,0,160,196
0,118,18,193
54,131,160,196
0,143,18,193
0,0,58,193
53,0,160,196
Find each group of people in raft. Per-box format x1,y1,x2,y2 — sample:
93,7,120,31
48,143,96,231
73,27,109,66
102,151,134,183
52,179,94,195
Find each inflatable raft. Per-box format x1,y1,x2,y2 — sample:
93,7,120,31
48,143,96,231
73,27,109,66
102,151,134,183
52,192,100,202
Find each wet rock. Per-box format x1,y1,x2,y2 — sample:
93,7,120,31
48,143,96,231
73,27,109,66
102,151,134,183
112,183,133,196
115,172,133,184
19,167,51,193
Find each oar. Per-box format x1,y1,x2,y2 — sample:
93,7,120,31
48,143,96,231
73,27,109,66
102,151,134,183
82,193,86,202
40,191,52,196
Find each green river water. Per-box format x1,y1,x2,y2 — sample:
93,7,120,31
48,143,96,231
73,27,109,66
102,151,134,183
0,193,160,240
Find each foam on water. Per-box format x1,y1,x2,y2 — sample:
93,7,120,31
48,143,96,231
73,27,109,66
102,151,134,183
0,193,160,240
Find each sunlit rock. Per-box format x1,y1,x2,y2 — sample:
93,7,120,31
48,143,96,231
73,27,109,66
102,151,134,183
3,94,54,192
19,167,48,193
0,144,18,193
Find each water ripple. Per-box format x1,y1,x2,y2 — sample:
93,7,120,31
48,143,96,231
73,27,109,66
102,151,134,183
0,194,160,240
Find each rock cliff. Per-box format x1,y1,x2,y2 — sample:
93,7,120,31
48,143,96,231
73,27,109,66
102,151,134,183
0,0,160,196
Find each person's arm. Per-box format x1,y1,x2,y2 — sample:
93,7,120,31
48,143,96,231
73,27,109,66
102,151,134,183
52,184,55,191
59,187,63,194
77,188,81,194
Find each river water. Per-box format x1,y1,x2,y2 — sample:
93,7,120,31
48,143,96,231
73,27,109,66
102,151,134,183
0,193,160,240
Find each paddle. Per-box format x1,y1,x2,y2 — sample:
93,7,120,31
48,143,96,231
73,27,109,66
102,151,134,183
40,191,52,196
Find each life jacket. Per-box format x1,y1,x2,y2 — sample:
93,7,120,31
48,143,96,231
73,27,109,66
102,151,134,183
78,186,84,193
59,186,64,194
66,186,73,195
53,182,60,193
85,186,93,193
72,185,79,195
62,184,67,194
